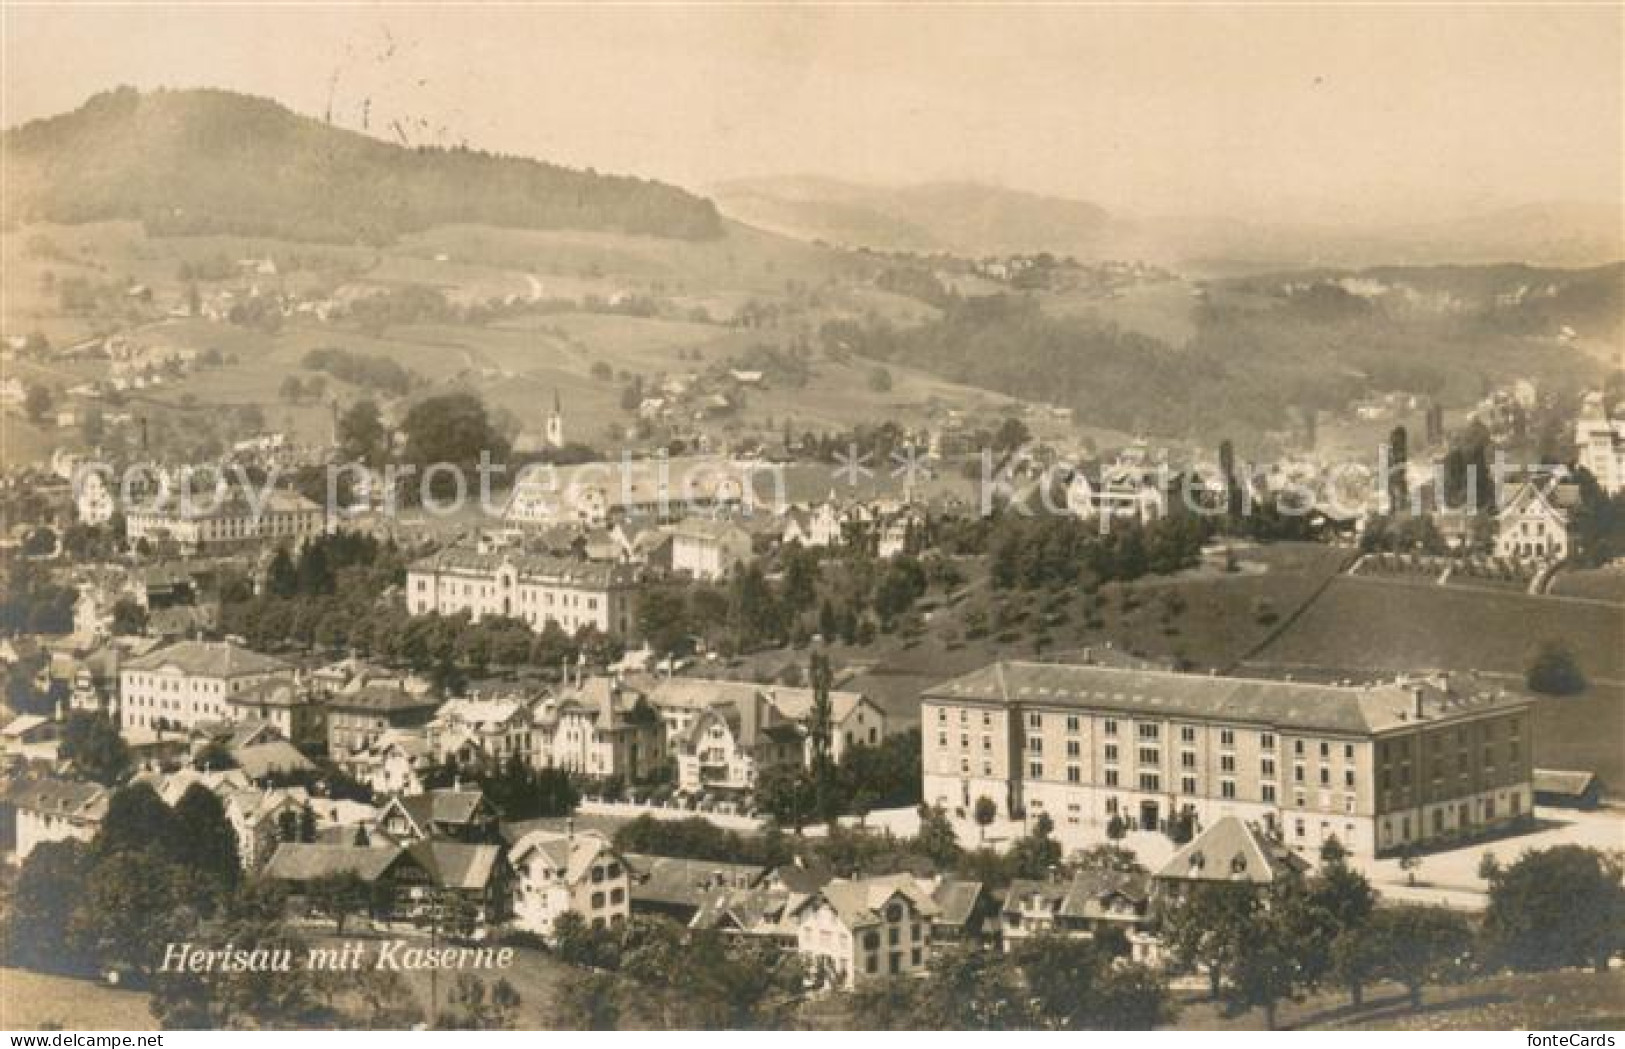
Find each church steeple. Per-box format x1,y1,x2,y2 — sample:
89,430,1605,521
546,389,564,448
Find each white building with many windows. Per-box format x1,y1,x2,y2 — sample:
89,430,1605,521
118,639,294,733
921,662,1533,858
406,550,638,638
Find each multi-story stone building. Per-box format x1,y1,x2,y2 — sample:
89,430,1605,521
325,680,442,763
920,662,1533,858
1577,390,1625,495
118,640,295,734
124,489,325,554
405,550,638,638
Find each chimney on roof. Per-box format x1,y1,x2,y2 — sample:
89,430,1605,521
1411,686,1425,720
566,817,575,847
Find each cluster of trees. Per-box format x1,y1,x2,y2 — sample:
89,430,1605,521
986,513,1210,592
853,936,1172,1030
5,783,241,980
59,711,133,785
0,560,76,634
1524,639,1587,696
551,914,803,1029
754,728,922,830
302,347,417,395
1161,841,1625,1029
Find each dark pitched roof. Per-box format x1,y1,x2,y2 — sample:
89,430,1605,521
408,840,503,891
398,788,490,829
3,776,109,820
625,853,768,909
263,843,406,883
1533,769,1600,797
124,639,290,679
924,662,1530,736
232,740,317,779
1155,817,1309,886
930,878,985,927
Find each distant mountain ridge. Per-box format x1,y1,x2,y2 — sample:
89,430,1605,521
710,176,1113,256
1,87,724,244
713,175,1622,269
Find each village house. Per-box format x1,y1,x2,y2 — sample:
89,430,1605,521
1152,816,1310,900
4,776,110,860
666,518,754,581
351,729,436,797
1494,479,1581,562
229,677,325,747
623,854,770,924
780,501,848,549
672,687,805,794
1001,869,1158,962
428,694,537,772
118,639,295,734
508,826,632,938
921,662,1534,858
0,715,58,763
375,787,501,844
545,676,664,780
325,679,442,763
645,677,888,791
1063,461,1180,525
788,874,939,989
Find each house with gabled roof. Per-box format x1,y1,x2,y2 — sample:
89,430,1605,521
118,639,294,735
508,826,631,939
375,787,500,844
1494,479,1580,562
428,694,536,772
1153,816,1309,896
1002,869,1155,960
5,775,110,860
326,679,441,763
351,729,435,797
547,677,663,780
674,688,804,794
787,873,940,989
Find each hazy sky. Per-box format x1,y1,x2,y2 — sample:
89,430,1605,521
3,4,1621,223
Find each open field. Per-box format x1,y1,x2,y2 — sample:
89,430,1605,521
1168,967,1625,1031
1550,565,1625,604
1249,574,1625,787
1252,574,1624,682
799,542,1352,730
0,966,157,1031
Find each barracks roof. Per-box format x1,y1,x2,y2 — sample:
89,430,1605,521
123,640,291,679
921,662,1531,736
407,549,636,587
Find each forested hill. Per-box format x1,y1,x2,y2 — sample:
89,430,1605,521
0,87,724,244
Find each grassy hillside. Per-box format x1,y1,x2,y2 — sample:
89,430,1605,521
1,87,723,244
1248,575,1625,786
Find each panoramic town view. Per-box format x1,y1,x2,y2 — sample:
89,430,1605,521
0,4,1621,1035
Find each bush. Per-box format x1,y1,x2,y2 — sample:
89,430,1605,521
1525,640,1586,696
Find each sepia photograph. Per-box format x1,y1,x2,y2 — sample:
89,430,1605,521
0,1,1621,1037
